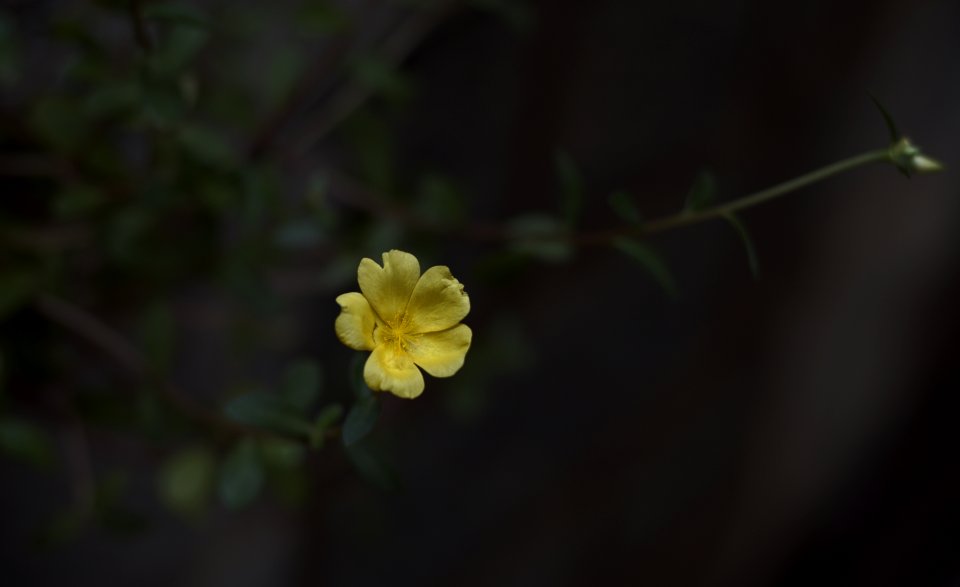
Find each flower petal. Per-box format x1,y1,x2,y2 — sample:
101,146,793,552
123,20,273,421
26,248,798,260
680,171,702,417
364,345,425,399
334,292,377,351
406,324,472,378
405,265,470,333
358,250,421,323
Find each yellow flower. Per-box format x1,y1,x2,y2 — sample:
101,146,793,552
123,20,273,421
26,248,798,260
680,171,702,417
334,250,472,399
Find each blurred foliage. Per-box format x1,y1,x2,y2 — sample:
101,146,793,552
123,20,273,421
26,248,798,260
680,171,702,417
0,0,924,545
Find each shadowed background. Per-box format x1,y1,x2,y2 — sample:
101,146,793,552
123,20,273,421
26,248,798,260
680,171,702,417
1,0,958,585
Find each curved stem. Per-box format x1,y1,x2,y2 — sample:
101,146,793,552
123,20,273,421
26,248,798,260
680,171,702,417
638,149,892,235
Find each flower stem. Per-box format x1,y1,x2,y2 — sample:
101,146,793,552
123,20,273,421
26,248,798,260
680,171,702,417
639,149,892,235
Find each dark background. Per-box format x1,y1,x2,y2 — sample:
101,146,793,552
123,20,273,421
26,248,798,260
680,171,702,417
1,0,959,585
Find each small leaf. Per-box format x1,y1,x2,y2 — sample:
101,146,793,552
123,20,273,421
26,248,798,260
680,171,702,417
296,1,349,35
0,417,55,469
607,190,643,226
178,124,236,168
0,269,39,319
309,403,343,450
722,212,760,279
138,302,175,372
506,214,572,264
281,359,323,411
555,149,583,227
157,447,215,517
342,397,380,447
345,444,400,491
218,439,264,509
869,93,901,143
223,392,313,437
258,437,306,469
612,237,677,297
143,3,210,28
684,169,717,212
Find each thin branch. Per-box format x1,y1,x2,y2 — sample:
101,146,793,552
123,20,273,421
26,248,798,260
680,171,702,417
35,294,248,436
281,2,460,161
129,0,154,53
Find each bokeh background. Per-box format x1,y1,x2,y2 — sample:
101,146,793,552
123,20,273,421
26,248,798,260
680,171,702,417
1,0,958,585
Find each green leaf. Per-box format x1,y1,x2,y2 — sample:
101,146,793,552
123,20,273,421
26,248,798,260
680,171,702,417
350,55,413,101
342,397,380,447
143,3,210,29
0,270,39,319
223,392,313,437
869,93,901,143
138,302,175,372
218,439,264,509
178,124,236,168
309,403,343,450
148,26,208,78
30,97,89,152
296,1,349,34
273,219,325,250
555,149,583,227
684,169,717,212
722,212,760,279
612,237,677,297
345,444,400,491
506,214,572,264
258,437,306,469
157,447,215,517
0,417,55,469
414,173,467,227
607,190,643,226
281,360,323,411
53,184,106,218
468,0,535,32
349,352,371,399
0,12,21,86
82,81,141,120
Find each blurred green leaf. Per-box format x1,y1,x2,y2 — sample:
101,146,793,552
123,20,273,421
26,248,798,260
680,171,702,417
262,46,304,109
30,97,89,152
178,124,236,168
722,212,760,279
350,55,413,101
612,236,677,297
218,439,264,509
157,446,215,517
506,214,572,263
607,190,643,226
82,81,141,120
309,403,343,450
53,184,105,219
414,173,467,226
555,149,583,227
0,12,20,86
349,352,371,399
0,269,38,319
0,417,55,469
258,437,306,469
296,1,349,35
869,93,900,143
684,169,717,212
273,219,325,250
143,3,210,29
345,110,396,190
138,302,176,372
468,0,535,31
281,359,323,411
346,444,400,491
342,397,380,447
223,392,313,437
149,26,208,78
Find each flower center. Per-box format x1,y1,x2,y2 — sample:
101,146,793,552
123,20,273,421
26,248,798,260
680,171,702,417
379,312,417,355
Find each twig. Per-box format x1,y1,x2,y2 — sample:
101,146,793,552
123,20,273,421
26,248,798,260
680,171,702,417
281,2,460,161
35,294,249,436
129,0,154,53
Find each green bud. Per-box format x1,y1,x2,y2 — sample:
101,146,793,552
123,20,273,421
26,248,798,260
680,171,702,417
888,137,943,176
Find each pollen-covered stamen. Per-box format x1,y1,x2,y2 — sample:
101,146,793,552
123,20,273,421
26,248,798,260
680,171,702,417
381,311,420,356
